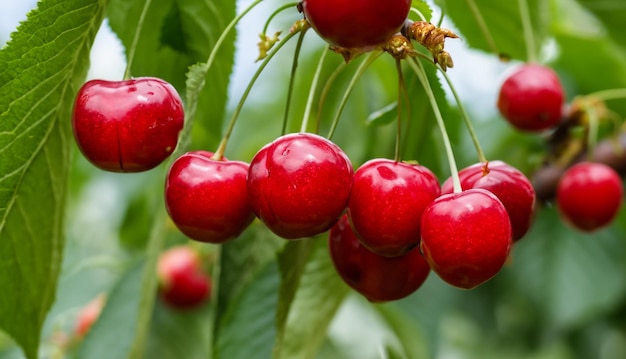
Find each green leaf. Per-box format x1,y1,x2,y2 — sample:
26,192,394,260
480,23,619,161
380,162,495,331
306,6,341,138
435,0,548,61
511,207,626,330
276,236,350,359
215,260,280,359
367,102,398,127
107,0,236,150
576,0,626,50
375,304,430,359
0,1,106,358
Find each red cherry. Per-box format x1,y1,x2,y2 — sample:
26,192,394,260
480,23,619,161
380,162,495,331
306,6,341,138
72,77,184,172
497,64,564,131
442,161,536,241
556,162,623,232
74,294,106,338
165,151,254,243
301,0,411,51
157,246,211,309
420,189,512,289
348,159,440,257
247,133,353,239
329,215,430,302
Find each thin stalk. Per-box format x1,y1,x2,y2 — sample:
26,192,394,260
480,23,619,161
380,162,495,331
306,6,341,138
518,0,537,63
586,103,599,161
301,48,329,133
394,59,407,162
262,2,299,35
465,0,500,57
282,27,309,135
326,50,382,140
586,88,626,102
316,60,347,133
408,57,462,193
123,0,153,79
439,67,487,163
410,7,427,22
176,0,264,155
212,30,299,160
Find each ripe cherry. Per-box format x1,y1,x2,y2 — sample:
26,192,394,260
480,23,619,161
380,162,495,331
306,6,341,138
157,246,211,309
557,162,623,232
165,151,254,244
72,77,184,172
348,159,440,257
247,133,353,239
420,189,512,289
300,0,411,51
497,64,564,131
73,294,106,339
329,215,431,302
442,161,536,241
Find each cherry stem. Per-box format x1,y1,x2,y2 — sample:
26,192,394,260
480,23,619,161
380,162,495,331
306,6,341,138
176,0,264,156
282,27,309,135
327,50,382,140
585,102,599,161
438,67,488,163
518,0,537,63
409,7,427,22
123,0,153,80
301,48,328,133
262,2,299,35
212,30,300,160
465,0,500,58
394,59,408,162
586,88,626,102
408,57,462,193
316,60,347,133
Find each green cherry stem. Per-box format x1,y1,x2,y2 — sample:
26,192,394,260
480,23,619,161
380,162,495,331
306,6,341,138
212,28,300,161
176,0,264,157
586,103,599,161
408,57,462,193
301,48,329,133
518,0,537,63
409,7,427,22
438,67,488,163
464,0,500,58
262,2,299,35
315,60,347,133
326,50,382,140
282,27,309,135
586,88,626,102
123,0,153,79
394,58,409,162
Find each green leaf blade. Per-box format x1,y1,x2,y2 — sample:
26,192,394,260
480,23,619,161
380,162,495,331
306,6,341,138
0,1,107,358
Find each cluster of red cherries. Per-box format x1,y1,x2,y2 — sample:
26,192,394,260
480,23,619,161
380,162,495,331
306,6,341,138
498,63,624,232
70,0,623,305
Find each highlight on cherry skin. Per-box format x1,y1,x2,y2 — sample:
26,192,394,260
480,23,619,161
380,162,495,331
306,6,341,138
165,151,254,244
441,161,536,242
497,64,565,132
157,245,211,309
72,77,184,172
300,0,411,52
556,161,624,232
347,158,440,257
329,214,431,303
247,132,353,240
420,188,513,290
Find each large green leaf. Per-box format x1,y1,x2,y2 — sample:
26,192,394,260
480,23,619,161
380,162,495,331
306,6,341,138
577,0,626,50
0,1,106,358
107,0,236,151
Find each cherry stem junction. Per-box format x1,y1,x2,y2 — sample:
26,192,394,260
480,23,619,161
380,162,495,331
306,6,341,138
408,57,462,193
518,0,537,63
123,0,153,80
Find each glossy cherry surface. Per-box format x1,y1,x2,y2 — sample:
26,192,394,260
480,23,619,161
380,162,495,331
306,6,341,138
420,189,512,289
442,161,536,241
247,133,353,239
348,159,440,257
329,215,431,302
497,64,564,131
165,151,254,243
72,77,184,172
301,0,411,51
557,162,623,232
157,246,211,309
